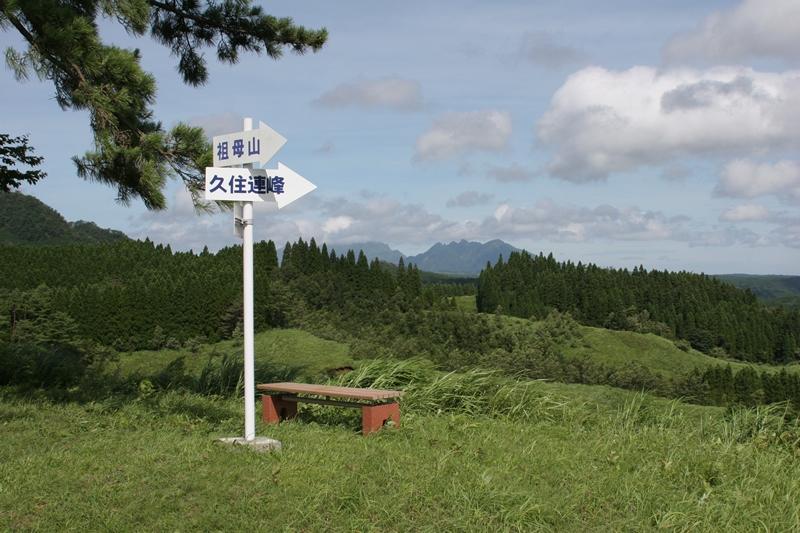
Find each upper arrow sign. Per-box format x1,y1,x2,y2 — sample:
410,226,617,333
212,120,287,167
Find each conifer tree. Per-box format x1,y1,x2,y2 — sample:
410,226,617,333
0,133,46,191
1,1,326,208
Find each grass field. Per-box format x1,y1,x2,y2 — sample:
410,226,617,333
2,367,800,531
4,325,800,531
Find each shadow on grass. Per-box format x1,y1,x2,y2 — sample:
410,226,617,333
0,351,304,417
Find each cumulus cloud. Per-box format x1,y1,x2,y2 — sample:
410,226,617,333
715,159,800,202
518,31,585,69
687,226,767,248
664,0,800,65
188,112,244,139
129,187,787,253
415,110,512,161
537,66,800,181
446,191,494,208
128,187,231,252
315,195,712,247
486,163,537,182
482,200,686,242
322,215,354,234
720,204,771,222
313,77,424,111
660,165,692,182
316,194,474,245
773,221,800,249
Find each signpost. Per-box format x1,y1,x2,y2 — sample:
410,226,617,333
207,118,315,449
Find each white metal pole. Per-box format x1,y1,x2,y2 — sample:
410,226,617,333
242,117,256,441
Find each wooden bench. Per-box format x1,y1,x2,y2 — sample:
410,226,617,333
257,382,403,435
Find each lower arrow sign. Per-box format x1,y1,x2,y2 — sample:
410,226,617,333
204,163,316,209
266,162,317,209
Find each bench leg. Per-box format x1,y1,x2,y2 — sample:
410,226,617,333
361,402,400,435
262,395,297,424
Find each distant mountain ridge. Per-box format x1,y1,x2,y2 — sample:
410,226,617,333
0,191,128,245
715,274,800,309
329,241,405,264
406,239,520,276
330,239,520,276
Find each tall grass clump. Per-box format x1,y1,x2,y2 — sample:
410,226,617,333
715,403,800,452
334,358,575,423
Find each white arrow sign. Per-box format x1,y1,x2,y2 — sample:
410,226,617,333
204,163,316,208
212,120,286,167
267,162,317,209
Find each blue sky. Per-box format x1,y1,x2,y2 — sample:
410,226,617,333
3,0,800,274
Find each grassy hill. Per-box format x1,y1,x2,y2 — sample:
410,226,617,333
458,295,800,378
0,191,127,245
562,326,800,377
2,335,800,530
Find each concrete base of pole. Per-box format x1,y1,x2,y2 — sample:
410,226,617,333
216,436,282,452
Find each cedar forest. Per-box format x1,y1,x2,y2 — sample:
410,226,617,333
2,237,800,409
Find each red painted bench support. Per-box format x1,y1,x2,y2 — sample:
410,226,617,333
258,382,403,435
361,402,400,435
262,394,298,423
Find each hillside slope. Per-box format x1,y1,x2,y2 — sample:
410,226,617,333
0,191,127,245
716,274,800,308
461,295,799,378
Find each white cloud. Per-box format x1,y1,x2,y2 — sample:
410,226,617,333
715,159,800,202
538,66,800,181
687,226,766,248
188,112,244,139
486,163,537,182
518,31,585,69
446,191,494,208
664,0,800,65
129,188,788,253
720,204,771,222
313,77,424,111
481,200,684,242
322,215,353,234
773,221,800,249
415,110,512,161
129,187,231,252
317,194,473,245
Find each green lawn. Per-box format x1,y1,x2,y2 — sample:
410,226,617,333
2,378,799,531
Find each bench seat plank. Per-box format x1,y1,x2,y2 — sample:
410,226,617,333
256,382,403,402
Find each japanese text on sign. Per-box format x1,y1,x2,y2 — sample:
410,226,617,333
212,122,286,167
208,174,285,195
216,136,261,163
